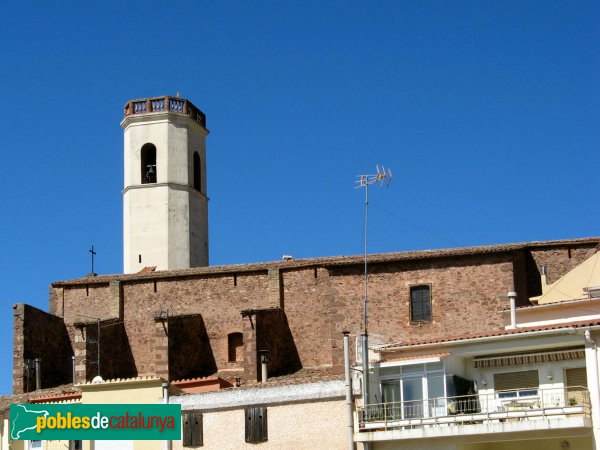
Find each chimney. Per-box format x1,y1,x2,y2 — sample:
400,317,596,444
259,350,269,383
541,265,549,294
508,291,517,329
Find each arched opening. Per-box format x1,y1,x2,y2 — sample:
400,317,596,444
141,143,157,184
228,332,243,362
193,151,201,192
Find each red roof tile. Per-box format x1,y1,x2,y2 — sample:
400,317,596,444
52,237,599,286
380,318,600,349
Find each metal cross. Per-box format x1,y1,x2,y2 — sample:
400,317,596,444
89,245,97,275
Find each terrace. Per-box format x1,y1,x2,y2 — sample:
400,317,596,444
357,386,590,440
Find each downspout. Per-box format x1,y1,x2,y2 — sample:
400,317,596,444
34,358,41,391
584,330,600,450
162,382,171,450
343,332,356,450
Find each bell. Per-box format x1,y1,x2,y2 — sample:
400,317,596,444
146,164,156,182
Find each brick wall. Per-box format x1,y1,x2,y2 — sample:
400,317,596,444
528,245,596,295
13,304,73,394
34,240,598,391
326,253,517,365
244,309,301,382
167,314,217,380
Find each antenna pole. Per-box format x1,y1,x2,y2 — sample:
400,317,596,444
355,166,392,410
97,318,101,378
362,182,370,407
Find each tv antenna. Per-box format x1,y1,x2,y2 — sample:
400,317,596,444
355,165,392,406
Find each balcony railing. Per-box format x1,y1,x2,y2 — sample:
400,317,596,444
123,96,206,128
359,386,590,431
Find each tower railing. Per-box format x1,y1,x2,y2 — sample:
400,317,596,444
124,96,206,128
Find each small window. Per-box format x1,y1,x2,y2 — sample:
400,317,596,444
494,370,539,398
228,332,244,362
410,285,431,322
141,143,157,184
182,411,203,447
29,441,42,449
193,151,202,192
245,406,268,443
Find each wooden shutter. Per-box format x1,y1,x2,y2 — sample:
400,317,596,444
493,370,538,391
245,406,268,443
182,411,203,447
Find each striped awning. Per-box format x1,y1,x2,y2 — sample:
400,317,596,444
474,348,585,368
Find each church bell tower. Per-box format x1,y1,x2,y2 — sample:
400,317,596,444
121,96,209,273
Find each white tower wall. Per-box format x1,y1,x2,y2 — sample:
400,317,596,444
121,97,209,273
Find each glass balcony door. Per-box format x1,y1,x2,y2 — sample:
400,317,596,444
380,362,446,420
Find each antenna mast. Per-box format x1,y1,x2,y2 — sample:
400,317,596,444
355,165,392,407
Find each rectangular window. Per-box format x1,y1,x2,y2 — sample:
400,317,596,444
245,406,268,443
410,285,432,322
182,411,203,447
494,370,538,398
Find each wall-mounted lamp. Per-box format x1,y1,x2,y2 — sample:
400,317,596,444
547,374,553,382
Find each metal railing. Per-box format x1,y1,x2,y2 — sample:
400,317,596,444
359,386,590,430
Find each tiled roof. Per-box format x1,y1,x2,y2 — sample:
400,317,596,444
78,375,164,386
52,237,599,286
0,384,79,414
511,296,600,311
170,367,342,396
238,367,342,390
379,318,600,350
30,392,81,403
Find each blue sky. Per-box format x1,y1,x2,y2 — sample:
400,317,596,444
0,1,598,395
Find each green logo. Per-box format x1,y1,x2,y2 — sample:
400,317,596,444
10,404,181,440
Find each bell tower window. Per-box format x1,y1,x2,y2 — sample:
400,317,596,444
193,151,201,192
141,143,157,184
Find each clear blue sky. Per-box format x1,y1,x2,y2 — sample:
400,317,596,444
0,1,598,395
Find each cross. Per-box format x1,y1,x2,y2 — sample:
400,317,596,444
89,245,97,275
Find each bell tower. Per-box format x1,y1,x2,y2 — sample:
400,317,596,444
121,96,209,273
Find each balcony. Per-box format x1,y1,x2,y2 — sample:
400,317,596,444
358,386,590,439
